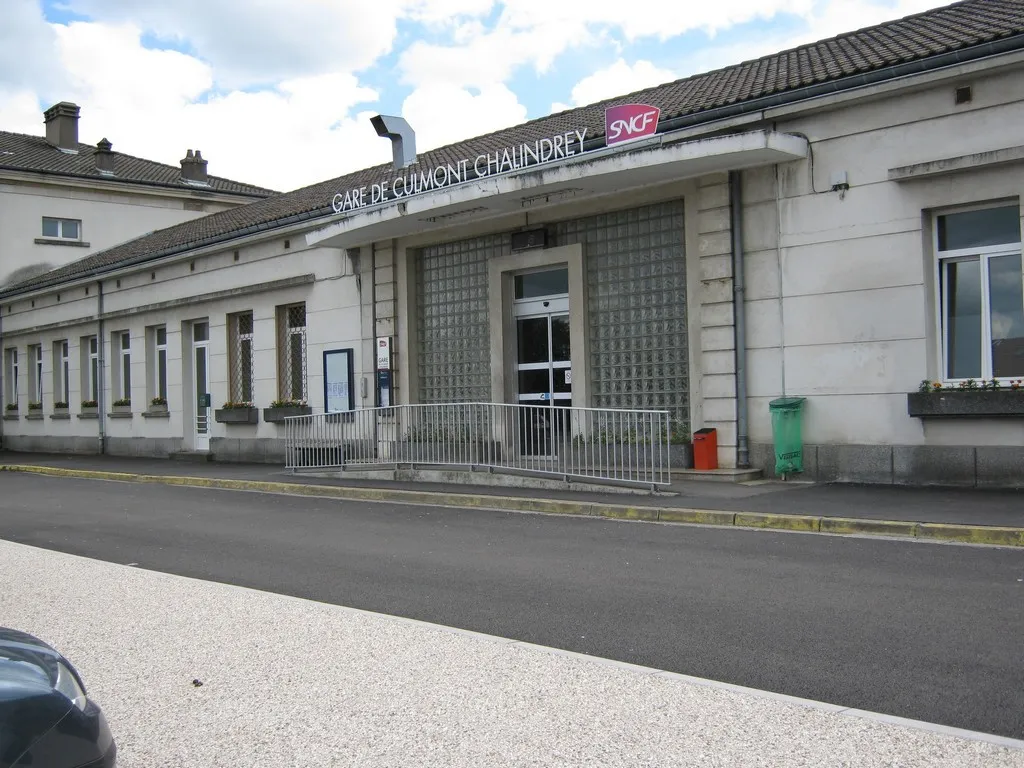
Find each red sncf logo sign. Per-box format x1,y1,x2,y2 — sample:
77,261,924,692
605,103,661,146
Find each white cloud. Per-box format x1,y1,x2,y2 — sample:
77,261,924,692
61,0,406,89
38,20,390,192
0,0,63,95
402,83,528,150
552,59,677,113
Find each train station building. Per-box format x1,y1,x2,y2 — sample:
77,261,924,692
2,0,1023,486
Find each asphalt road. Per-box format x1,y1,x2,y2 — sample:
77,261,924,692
2,474,1022,739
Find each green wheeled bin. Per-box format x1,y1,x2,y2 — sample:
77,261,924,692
769,397,806,477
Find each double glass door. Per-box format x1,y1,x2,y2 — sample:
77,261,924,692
514,269,571,456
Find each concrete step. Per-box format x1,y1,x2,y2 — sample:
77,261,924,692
169,451,214,463
671,467,764,483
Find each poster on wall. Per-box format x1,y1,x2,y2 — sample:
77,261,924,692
323,348,354,413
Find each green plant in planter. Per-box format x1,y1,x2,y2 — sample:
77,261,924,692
221,401,255,409
54,401,69,409
269,400,307,408
28,401,43,411
81,400,98,408
150,396,167,407
5,402,18,412
112,398,131,407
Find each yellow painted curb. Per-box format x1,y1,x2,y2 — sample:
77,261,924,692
734,512,822,532
818,517,919,538
2,464,1022,546
916,522,1024,547
658,508,736,526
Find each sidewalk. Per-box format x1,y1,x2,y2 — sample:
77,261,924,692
2,451,1023,545
1,538,1021,767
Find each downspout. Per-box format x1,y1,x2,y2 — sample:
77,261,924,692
97,280,106,454
729,171,750,469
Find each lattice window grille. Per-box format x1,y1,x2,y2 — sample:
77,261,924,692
277,304,307,402
229,312,255,403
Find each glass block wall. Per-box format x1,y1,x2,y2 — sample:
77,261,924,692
416,234,509,402
414,201,688,432
555,201,688,431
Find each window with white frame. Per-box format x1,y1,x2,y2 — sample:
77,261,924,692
150,326,168,402
27,344,42,404
81,335,99,404
115,331,131,402
228,312,255,403
53,340,70,405
41,217,81,240
3,348,18,407
276,303,307,402
937,204,1023,381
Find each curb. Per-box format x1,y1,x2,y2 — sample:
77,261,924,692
3,464,1023,548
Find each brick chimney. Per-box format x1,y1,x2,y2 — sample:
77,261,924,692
180,149,208,184
94,138,115,174
44,102,81,151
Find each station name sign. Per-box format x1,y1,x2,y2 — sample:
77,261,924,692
332,129,589,214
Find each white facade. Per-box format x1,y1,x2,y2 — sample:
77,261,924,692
0,173,250,287
2,41,1023,485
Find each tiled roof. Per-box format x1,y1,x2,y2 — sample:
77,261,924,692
0,131,277,198
5,0,1024,297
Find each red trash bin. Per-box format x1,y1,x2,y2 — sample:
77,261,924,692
692,428,718,470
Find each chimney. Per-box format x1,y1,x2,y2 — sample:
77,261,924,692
44,102,81,152
95,138,115,175
180,149,208,184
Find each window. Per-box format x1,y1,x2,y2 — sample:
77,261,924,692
115,331,131,401
150,326,168,402
3,348,18,407
27,344,42,404
41,217,81,240
81,336,99,403
228,312,254,403
53,340,70,405
276,303,307,402
937,204,1023,380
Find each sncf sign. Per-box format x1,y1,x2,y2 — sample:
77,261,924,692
605,103,661,146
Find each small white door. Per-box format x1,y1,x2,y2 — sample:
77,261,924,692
193,322,211,451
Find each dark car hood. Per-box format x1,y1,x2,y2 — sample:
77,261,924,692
0,629,75,767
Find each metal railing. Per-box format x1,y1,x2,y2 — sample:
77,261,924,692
284,402,673,488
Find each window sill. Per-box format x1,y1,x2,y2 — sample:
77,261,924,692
51,412,71,420
77,413,99,420
34,238,91,248
907,390,1024,418
142,410,170,419
3,414,19,421
26,413,44,420
108,412,133,419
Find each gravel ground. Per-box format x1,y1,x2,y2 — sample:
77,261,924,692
1,539,1021,768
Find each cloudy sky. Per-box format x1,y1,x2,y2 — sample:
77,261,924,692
1,0,950,192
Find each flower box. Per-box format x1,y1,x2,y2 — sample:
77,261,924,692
79,405,98,419
216,406,259,425
263,405,312,423
110,404,133,417
51,407,70,420
907,390,1024,418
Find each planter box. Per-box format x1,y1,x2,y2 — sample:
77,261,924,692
3,412,18,421
26,412,44,420
263,405,312,423
216,407,259,425
110,405,133,418
79,407,98,419
907,390,1024,418
51,409,70,420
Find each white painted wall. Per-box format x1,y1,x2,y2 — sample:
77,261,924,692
0,178,245,287
743,62,1024,449
0,239,363,447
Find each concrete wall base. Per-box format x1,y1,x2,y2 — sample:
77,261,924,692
1,435,182,458
210,437,287,464
750,442,1024,489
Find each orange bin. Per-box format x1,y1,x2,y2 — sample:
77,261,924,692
692,428,718,470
